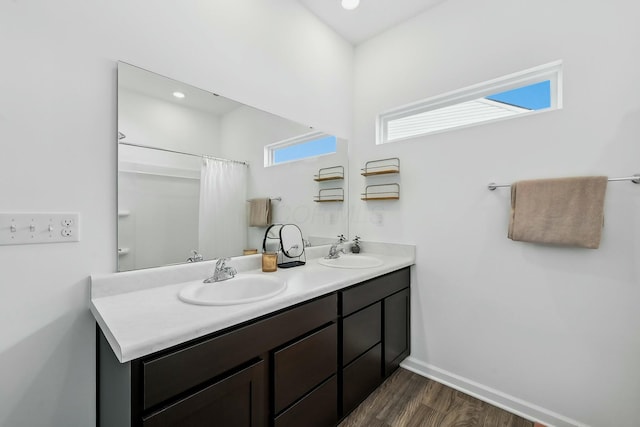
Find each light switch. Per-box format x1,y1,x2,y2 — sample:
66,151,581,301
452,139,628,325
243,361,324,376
0,212,80,245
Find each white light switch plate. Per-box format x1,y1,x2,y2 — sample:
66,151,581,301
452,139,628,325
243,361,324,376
0,212,80,245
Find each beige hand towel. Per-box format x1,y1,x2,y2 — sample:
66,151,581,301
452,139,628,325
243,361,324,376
508,176,608,249
249,198,272,227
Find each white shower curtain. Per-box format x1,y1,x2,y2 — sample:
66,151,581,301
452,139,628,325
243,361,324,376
198,158,247,260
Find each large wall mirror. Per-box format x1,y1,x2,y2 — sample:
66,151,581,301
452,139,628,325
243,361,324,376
117,62,348,272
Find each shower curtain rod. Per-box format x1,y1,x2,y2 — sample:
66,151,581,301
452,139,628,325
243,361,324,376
487,174,640,190
119,141,249,166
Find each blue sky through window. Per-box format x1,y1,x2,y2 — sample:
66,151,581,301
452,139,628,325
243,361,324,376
486,80,551,110
273,135,337,164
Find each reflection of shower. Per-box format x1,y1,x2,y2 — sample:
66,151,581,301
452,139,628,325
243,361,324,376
117,140,249,270
199,158,248,259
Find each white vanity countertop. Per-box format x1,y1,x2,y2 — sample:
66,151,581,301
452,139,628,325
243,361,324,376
90,242,415,363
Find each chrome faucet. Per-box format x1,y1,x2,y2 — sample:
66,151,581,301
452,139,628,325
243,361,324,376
325,234,347,259
204,257,237,283
186,250,204,263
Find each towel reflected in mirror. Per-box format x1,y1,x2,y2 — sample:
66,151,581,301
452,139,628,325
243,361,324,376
249,198,272,227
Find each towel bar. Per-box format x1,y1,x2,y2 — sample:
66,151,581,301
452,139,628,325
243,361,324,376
488,174,640,191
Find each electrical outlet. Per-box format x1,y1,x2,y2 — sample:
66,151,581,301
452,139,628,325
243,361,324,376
0,212,80,245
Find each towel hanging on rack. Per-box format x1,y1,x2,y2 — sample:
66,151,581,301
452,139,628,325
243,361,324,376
508,176,608,249
248,198,272,227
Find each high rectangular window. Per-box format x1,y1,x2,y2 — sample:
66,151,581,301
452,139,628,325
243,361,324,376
265,132,337,166
377,61,562,144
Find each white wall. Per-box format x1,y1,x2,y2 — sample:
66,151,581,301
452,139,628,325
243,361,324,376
220,105,349,250
351,1,640,426
118,89,222,155
0,1,352,426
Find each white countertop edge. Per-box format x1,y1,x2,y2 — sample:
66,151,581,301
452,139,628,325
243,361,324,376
91,243,415,363
90,304,123,361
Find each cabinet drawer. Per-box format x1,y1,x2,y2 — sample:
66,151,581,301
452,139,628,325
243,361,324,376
142,359,265,427
274,375,337,427
143,294,337,410
342,343,382,416
274,323,337,414
342,302,381,366
341,268,409,316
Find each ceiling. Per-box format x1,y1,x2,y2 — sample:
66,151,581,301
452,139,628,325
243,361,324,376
298,0,446,45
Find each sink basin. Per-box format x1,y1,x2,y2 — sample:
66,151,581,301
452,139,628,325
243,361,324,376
178,274,287,306
317,254,383,269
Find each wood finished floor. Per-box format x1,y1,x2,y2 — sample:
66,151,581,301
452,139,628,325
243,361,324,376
339,368,533,427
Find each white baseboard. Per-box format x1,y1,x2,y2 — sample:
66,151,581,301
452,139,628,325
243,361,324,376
400,357,588,427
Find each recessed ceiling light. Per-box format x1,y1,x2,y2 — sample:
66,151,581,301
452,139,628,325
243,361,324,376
173,91,185,99
341,0,360,10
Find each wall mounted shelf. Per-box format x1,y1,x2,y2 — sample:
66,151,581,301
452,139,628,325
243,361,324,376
314,188,344,203
314,166,344,182
361,158,400,176
361,184,400,201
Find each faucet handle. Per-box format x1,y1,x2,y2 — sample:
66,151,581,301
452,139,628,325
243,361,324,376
337,234,346,243
215,257,230,267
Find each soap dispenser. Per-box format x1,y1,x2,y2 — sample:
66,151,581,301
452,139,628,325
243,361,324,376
351,236,361,254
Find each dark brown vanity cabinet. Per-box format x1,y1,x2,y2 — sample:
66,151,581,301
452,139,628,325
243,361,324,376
339,268,411,417
97,267,410,427
98,294,337,427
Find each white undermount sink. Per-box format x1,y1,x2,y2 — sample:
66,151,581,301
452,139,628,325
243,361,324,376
317,254,384,269
178,274,287,306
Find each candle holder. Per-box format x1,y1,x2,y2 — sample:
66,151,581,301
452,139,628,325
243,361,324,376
262,252,277,272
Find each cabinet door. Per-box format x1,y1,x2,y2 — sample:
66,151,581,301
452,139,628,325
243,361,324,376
142,359,265,427
384,289,410,377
